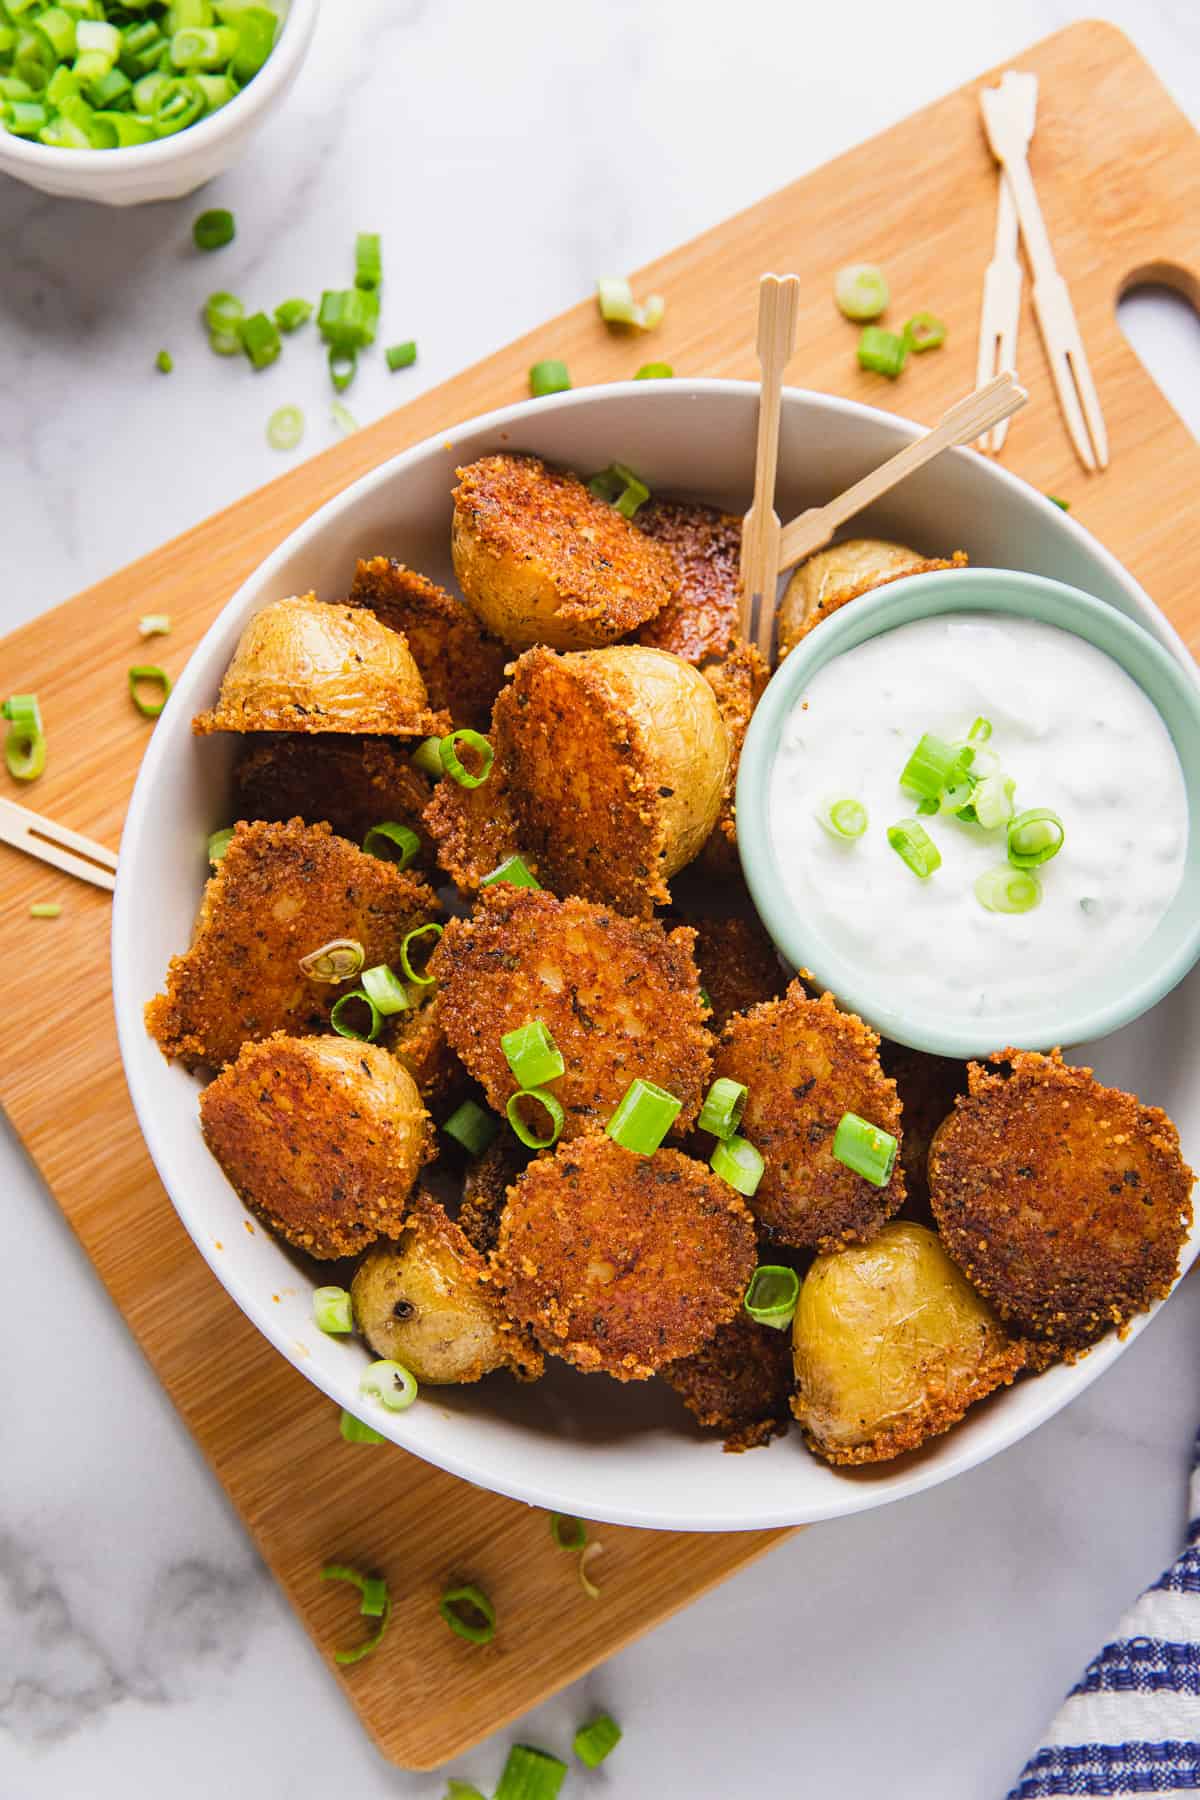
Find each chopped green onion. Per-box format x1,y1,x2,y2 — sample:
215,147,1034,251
502,1020,564,1089
313,1286,354,1334
321,1563,391,1666
1047,494,1071,510
898,732,962,804
857,325,908,378
975,864,1042,914
3,693,41,735
385,340,417,370
331,399,359,435
816,795,868,841
29,902,61,919
227,4,277,80
596,275,638,324
444,1783,486,1800
587,461,650,518
442,1099,499,1156
3,692,45,778
903,311,946,352
574,1715,622,1769
550,1513,587,1552
207,827,234,863
329,346,356,392
317,286,378,352
193,207,235,250
832,1112,898,1186
129,664,171,717
506,1087,564,1150
938,777,976,817
170,24,236,67
361,963,409,1017
155,349,173,374
970,718,993,745
698,985,712,1012
743,1264,800,1330
360,1358,418,1412
439,1584,496,1646
634,361,673,379
339,1410,385,1446
915,797,939,816
362,821,420,868
400,923,443,986
267,405,304,451
834,262,889,321
298,937,365,983
138,613,171,638
1007,807,1064,868
440,728,494,789
238,311,281,371
887,818,941,878
204,290,244,335
529,358,570,397
710,1134,764,1197
494,1747,567,1800
577,1540,603,1599
330,988,383,1042
480,854,540,891
605,1077,681,1154
274,297,312,333
411,736,444,779
354,230,382,292
972,772,1015,831
638,294,665,329
697,1076,747,1141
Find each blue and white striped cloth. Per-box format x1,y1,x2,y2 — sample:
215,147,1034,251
1009,1429,1200,1796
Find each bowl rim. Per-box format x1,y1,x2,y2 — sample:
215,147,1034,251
736,566,1200,1058
111,377,1200,1530
0,0,316,172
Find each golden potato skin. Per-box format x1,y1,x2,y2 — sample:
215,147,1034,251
199,1035,431,1259
422,738,534,896
633,499,742,664
713,982,905,1252
347,556,509,730
494,1136,757,1379
192,593,449,737
145,819,439,1070
697,641,771,880
494,644,729,916
778,542,966,656
233,733,433,850
791,1222,1025,1465
431,886,712,1142
451,453,677,650
929,1049,1195,1354
351,1192,541,1383
662,1308,793,1451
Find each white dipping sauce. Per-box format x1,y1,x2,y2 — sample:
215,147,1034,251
768,612,1188,1022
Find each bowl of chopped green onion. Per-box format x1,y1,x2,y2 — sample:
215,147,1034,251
0,0,317,205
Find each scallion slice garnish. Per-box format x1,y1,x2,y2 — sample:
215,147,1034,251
339,1410,385,1446
298,937,365,984
529,359,570,398
634,361,673,379
596,276,665,331
321,1563,391,1666
577,1540,604,1600
207,827,234,864
239,311,281,371
550,1513,587,1553
274,298,313,333
479,854,540,891
318,286,378,352
968,716,992,744
832,1112,898,1186
2,692,46,782
439,1584,496,1646
972,772,1015,831
360,1359,418,1412
1007,807,1064,868
903,311,946,352
834,262,889,321
975,865,1042,914
573,1715,622,1769
354,230,382,292
129,664,171,718
1047,495,1071,511
331,399,359,435
155,349,173,374
204,290,244,336
330,988,383,1042
898,733,962,805
193,207,235,251
887,818,941,879
361,821,421,868
385,340,416,371
313,1286,354,1334
267,404,304,451
857,325,907,378
399,923,443,986
442,1099,500,1156
494,1747,567,1800
743,1264,800,1331
138,613,171,638
605,1078,680,1155
506,1088,565,1150
501,1020,565,1090
361,963,409,1017
697,1076,747,1141
440,729,494,789
30,902,62,919
709,1134,764,1197
587,461,651,519
329,346,356,392
411,736,444,779
816,796,868,842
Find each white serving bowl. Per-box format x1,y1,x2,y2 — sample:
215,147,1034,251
112,379,1200,1531
0,0,317,205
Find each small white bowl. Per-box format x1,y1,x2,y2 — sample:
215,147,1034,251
0,0,318,206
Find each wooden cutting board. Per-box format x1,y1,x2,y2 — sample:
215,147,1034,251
3,20,1199,1771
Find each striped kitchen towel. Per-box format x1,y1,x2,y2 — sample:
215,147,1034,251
1008,1428,1200,1796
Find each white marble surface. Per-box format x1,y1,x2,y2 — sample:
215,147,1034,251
3,2,1200,1795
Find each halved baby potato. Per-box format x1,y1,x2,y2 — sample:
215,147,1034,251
347,556,509,730
777,539,966,656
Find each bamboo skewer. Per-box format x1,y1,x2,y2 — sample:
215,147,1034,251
0,796,117,891
740,273,801,659
976,70,1038,454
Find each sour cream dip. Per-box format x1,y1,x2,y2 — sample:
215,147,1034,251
768,612,1188,1024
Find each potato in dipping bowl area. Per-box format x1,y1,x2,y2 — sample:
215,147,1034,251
113,380,1200,1531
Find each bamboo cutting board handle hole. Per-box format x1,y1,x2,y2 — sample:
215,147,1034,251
1117,275,1200,447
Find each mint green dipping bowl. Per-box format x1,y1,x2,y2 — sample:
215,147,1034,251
736,567,1200,1058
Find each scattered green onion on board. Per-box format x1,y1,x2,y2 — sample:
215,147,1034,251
313,1286,354,1334
155,349,173,373
697,1076,747,1141
354,231,382,292
298,937,365,983
1047,494,1071,510
743,1264,800,1331
529,358,571,398
445,1781,486,1800
328,346,357,392
400,922,443,986
329,988,383,1042
440,728,494,789
129,664,171,717
207,826,234,863
606,1078,681,1154
506,1087,565,1150
1007,807,1065,868
577,1540,603,1599
480,854,540,891
857,325,908,379
832,1112,898,1186
550,1513,588,1553
360,1358,418,1412
30,902,62,919
3,692,46,782
494,1746,567,1800
887,818,941,879
386,340,417,371
816,795,868,841
321,1562,391,1666
975,864,1042,914
339,1409,385,1446
239,310,281,370
267,404,304,451
319,285,379,354
588,461,651,518
502,1020,565,1089
331,400,359,435
710,1133,764,1197
596,276,664,331
635,361,673,379
411,736,444,779
138,613,171,638
574,1714,623,1769
442,1099,499,1156
439,1584,496,1646
834,262,889,321
194,207,235,251
362,821,421,868
903,311,946,352
361,963,409,1016
274,298,313,333
204,289,244,354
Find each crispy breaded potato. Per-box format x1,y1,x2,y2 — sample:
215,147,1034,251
382,991,468,1113
494,1136,757,1379
880,1041,967,1215
713,982,905,1251
494,644,729,916
457,1132,530,1256
634,499,742,664
697,641,771,880
347,556,509,730
451,453,677,650
778,542,967,656
680,910,784,1031
145,819,439,1070
351,1191,541,1383
432,886,711,1141
663,1309,793,1451
233,733,432,849
199,1035,431,1259
422,738,533,895
929,1049,1195,1354
791,1221,1025,1465
192,593,449,737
